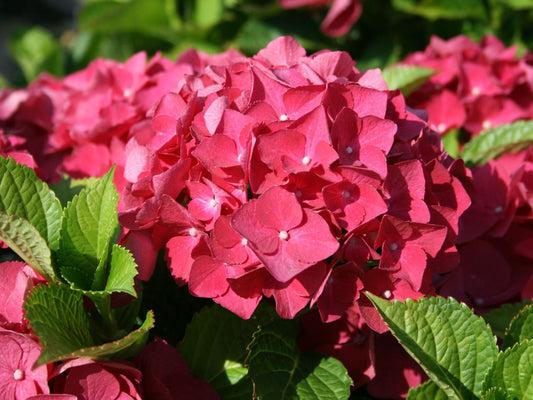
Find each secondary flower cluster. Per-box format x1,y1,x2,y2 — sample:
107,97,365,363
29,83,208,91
402,35,533,137
0,36,508,398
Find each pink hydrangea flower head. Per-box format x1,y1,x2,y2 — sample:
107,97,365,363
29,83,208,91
0,329,50,399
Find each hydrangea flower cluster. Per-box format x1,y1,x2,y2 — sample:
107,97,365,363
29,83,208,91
277,0,363,37
402,35,533,137
0,36,474,397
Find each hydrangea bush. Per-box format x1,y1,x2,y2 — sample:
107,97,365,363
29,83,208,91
0,32,532,399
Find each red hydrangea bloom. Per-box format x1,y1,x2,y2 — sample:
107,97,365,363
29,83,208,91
0,262,45,332
134,337,220,400
401,35,533,138
0,329,50,399
278,0,363,37
436,150,533,310
52,358,142,400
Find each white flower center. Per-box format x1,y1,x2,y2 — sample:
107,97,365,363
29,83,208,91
209,198,219,208
389,242,398,251
345,146,353,154
294,189,303,198
471,86,481,96
437,123,446,133
279,114,288,121
494,206,504,214
383,290,392,299
302,156,311,165
123,88,133,98
482,120,492,131
474,297,485,306
241,238,248,246
342,190,351,199
13,369,24,381
279,231,289,240
188,227,198,237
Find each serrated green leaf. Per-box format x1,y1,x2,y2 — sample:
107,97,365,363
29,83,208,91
57,167,119,285
8,26,64,82
246,319,352,400
482,301,532,339
503,304,533,350
104,245,137,296
392,0,486,20
24,283,96,366
51,175,99,208
179,305,261,400
0,213,56,281
483,340,533,398
382,65,435,96
481,387,512,400
61,310,154,362
460,120,533,165
0,156,63,251
60,265,94,289
367,293,498,400
407,381,448,399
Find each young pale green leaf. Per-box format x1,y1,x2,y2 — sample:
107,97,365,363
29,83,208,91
483,340,533,398
0,213,56,281
51,175,99,208
407,381,448,399
24,283,96,366
0,156,63,251
460,120,533,165
193,0,224,27
392,0,486,20
502,304,533,350
57,167,119,284
482,301,532,339
499,0,533,10
481,387,512,400
104,245,138,296
246,319,352,400
180,305,268,400
441,129,462,159
8,26,64,82
381,65,435,96
59,310,154,362
367,293,498,400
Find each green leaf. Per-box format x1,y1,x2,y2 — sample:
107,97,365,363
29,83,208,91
8,26,64,82
194,0,224,27
407,381,448,400
62,310,154,362
482,301,532,339
78,0,174,39
104,245,138,296
367,294,498,400
482,340,533,398
0,156,63,251
24,283,96,366
246,319,353,400
392,0,486,20
57,167,119,285
481,387,512,400
495,0,533,10
51,175,99,208
179,305,263,399
502,304,533,349
460,120,533,165
442,129,462,159
381,65,435,96
0,213,56,281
